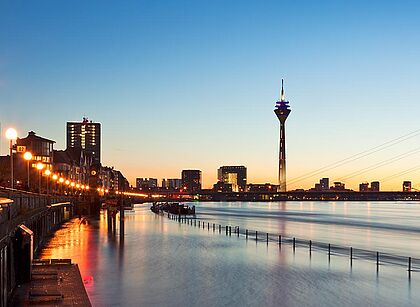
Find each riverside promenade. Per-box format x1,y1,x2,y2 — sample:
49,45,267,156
11,259,91,306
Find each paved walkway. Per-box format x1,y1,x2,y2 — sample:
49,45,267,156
12,259,91,306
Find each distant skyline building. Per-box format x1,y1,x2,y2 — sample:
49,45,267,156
274,79,291,192
162,178,182,190
359,182,369,192
371,181,380,192
181,170,202,193
320,178,329,190
67,117,101,165
217,166,247,192
136,178,158,189
403,181,412,192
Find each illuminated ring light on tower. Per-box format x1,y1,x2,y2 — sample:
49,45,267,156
274,79,291,192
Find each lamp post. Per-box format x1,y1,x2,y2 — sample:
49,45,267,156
23,152,32,190
59,177,64,195
52,174,58,194
5,128,17,189
44,169,51,195
36,162,45,193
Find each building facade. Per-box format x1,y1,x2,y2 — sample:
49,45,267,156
181,170,202,193
67,117,101,165
136,178,158,189
217,166,247,192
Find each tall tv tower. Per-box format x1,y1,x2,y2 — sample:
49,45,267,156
274,79,291,192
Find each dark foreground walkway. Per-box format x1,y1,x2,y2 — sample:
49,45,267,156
12,259,91,306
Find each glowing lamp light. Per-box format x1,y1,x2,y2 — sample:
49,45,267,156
97,187,101,192
85,186,89,190
76,184,80,188
65,180,70,185
105,189,109,193
59,177,64,183
81,185,85,189
44,169,51,176
5,128,17,141
52,174,58,180
36,162,45,170
71,182,75,187
23,152,32,161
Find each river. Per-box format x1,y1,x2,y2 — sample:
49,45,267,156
39,201,420,306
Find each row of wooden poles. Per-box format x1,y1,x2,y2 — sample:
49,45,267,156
167,213,415,276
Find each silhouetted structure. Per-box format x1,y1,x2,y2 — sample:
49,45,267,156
67,117,101,165
274,79,291,192
181,170,202,193
403,181,412,192
371,181,380,192
217,166,247,192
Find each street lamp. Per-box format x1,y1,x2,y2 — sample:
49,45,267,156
36,162,45,193
44,169,51,195
5,128,17,189
59,177,64,194
52,174,58,194
23,151,32,190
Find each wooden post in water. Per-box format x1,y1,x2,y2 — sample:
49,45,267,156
213,223,215,231
256,231,258,242
328,243,331,259
246,229,248,239
408,257,412,276
279,235,281,247
208,222,209,230
350,247,353,266
309,240,312,255
237,227,239,237
293,237,296,252
229,226,231,236
266,233,269,245
219,224,221,233
376,252,380,272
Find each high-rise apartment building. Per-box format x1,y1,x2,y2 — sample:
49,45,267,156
67,117,101,165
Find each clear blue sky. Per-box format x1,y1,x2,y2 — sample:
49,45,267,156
1,0,420,190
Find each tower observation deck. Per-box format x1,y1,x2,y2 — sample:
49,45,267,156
274,79,291,192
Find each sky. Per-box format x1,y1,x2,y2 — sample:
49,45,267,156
1,0,420,190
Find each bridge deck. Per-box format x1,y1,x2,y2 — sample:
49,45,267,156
11,259,91,306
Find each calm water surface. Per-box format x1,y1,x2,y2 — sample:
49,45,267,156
40,202,420,306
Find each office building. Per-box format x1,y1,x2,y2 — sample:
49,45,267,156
67,117,101,165
217,166,247,192
181,170,202,193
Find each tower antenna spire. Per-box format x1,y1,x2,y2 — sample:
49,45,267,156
281,79,285,102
